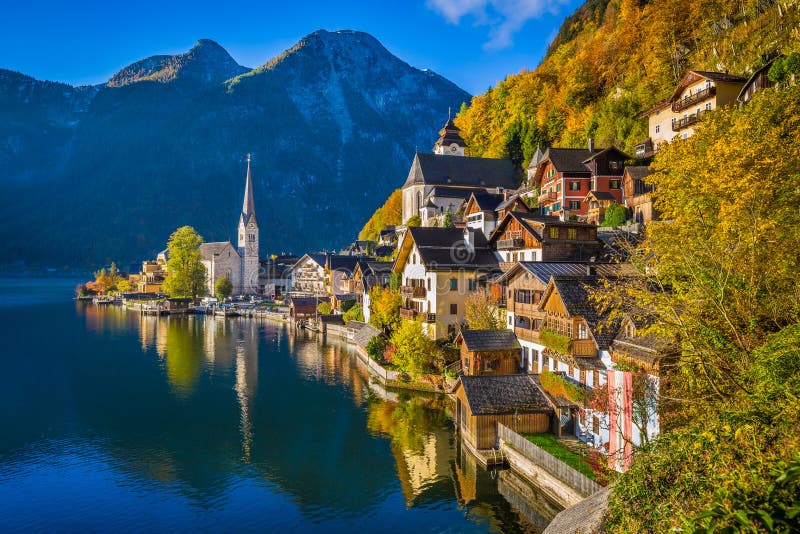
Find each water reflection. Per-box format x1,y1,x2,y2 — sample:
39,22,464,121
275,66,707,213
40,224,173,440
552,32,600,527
2,295,553,531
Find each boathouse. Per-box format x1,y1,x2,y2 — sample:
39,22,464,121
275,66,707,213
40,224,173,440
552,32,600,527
456,329,522,376
453,374,556,451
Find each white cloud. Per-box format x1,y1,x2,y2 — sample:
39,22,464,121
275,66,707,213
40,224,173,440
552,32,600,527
426,0,568,50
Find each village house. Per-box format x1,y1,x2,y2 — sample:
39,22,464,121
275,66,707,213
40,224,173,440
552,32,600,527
133,249,169,293
621,166,656,224
287,253,327,295
488,211,603,269
392,226,500,340
452,374,556,452
456,329,522,376
199,154,260,296
528,143,630,219
258,254,299,298
738,55,782,106
463,190,530,239
352,260,393,323
636,70,746,156
401,119,519,225
584,191,618,226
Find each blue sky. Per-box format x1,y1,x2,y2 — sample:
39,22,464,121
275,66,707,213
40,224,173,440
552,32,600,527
0,0,582,95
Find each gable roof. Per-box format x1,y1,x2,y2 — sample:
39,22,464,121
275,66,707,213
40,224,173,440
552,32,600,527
403,153,518,189
670,70,747,101
586,190,617,202
286,253,327,274
425,185,481,201
394,226,499,272
541,276,621,349
469,191,506,212
458,375,554,415
199,241,238,260
624,165,654,182
489,211,599,245
544,148,595,174
582,146,632,164
457,329,521,352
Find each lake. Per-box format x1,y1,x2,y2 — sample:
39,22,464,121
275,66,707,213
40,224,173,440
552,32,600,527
0,279,557,532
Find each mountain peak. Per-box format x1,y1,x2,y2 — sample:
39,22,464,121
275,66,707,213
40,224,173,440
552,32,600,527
108,39,247,88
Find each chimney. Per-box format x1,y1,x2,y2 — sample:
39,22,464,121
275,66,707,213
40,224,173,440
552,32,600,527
464,228,475,251
588,137,595,152
503,189,509,201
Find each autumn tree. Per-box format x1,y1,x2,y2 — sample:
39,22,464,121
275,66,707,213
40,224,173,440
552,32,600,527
464,292,502,330
163,226,207,298
389,320,436,377
317,301,333,315
368,287,402,332
600,202,627,227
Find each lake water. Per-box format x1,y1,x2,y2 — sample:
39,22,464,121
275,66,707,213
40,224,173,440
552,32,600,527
0,279,558,532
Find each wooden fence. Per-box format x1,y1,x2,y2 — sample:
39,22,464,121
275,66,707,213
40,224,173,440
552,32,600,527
498,424,602,498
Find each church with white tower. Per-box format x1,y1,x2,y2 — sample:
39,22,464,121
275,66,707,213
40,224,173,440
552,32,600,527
200,154,260,296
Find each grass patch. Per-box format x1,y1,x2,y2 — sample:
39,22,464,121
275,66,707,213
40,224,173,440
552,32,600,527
522,433,597,480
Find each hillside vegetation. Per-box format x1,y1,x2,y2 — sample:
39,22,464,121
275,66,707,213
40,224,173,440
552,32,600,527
455,0,800,165
358,188,402,243
602,82,800,532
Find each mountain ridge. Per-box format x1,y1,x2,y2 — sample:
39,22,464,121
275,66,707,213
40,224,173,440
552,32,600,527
0,30,471,267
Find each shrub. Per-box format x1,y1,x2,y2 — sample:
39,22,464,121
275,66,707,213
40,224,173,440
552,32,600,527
366,335,388,361
390,320,436,377
600,202,627,227
343,304,364,324
540,328,572,354
317,301,332,315
539,370,586,403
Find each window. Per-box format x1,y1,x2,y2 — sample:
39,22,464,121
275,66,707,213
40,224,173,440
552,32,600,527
556,183,561,192
579,323,588,339
568,228,577,240
705,102,712,111
450,303,458,315
609,160,620,170
533,318,542,330
449,278,458,290
569,181,580,191
549,227,559,239
655,124,660,134
508,315,512,326
610,179,621,189
569,200,581,210
468,279,475,291
427,278,431,291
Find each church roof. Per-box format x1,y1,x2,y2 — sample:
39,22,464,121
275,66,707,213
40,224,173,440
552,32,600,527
403,153,518,189
240,154,257,226
199,241,239,260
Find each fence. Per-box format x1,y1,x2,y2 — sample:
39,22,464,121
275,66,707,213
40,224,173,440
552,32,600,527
498,423,601,498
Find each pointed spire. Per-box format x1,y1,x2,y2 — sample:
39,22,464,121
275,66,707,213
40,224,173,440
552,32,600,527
241,153,257,225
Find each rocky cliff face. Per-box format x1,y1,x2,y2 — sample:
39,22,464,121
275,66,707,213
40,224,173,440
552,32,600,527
0,31,470,267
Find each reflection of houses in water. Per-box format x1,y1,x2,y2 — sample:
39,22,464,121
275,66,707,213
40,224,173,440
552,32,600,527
234,319,259,462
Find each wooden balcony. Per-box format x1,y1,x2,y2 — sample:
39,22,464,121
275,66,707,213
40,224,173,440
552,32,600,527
399,308,418,320
496,238,525,250
672,110,705,132
572,339,598,357
400,285,426,298
423,313,436,323
514,327,540,343
538,191,557,204
672,86,715,112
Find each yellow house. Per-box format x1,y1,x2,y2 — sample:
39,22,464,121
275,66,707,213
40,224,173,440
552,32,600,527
392,226,500,340
637,70,746,157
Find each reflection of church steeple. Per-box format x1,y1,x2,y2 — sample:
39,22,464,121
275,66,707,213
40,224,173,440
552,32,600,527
235,320,259,462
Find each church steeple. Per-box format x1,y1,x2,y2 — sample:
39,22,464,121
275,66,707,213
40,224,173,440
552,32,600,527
238,153,259,295
432,110,467,156
241,153,257,225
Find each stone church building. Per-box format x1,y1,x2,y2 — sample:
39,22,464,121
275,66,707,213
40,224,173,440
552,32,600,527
200,155,260,296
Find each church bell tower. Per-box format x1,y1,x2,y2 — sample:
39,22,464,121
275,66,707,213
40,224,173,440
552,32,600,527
238,154,259,294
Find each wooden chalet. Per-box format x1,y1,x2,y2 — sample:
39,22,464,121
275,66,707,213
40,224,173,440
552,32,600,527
488,211,603,268
456,329,522,376
738,55,781,106
453,374,556,451
164,297,193,314
289,296,323,318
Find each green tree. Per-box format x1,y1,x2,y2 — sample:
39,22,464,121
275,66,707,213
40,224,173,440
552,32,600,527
163,226,207,298
389,320,436,377
600,202,627,227
215,276,232,300
317,301,333,315
442,207,454,228
343,304,364,324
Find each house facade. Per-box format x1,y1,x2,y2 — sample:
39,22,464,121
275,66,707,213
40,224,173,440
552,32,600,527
621,166,656,224
637,70,746,156
456,329,522,376
393,227,500,340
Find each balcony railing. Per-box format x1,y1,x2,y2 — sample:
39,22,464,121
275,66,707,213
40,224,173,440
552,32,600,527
572,339,598,357
672,86,715,112
498,261,515,271
538,191,557,204
400,285,426,298
496,238,525,250
423,313,436,323
514,327,540,343
672,110,705,132
399,308,418,320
